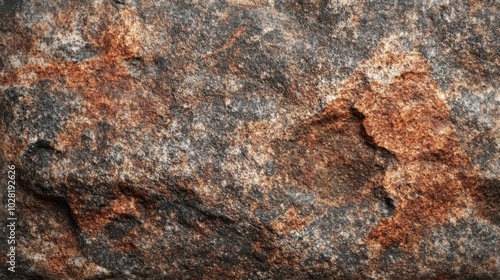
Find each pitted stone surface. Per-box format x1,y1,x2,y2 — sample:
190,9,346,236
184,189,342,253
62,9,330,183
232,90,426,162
1,0,498,279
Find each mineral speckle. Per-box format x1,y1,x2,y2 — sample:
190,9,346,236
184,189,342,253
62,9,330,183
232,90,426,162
1,0,499,279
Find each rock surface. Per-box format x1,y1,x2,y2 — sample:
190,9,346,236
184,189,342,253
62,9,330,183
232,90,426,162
1,0,499,279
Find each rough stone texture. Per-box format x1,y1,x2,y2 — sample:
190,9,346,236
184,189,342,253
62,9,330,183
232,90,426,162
0,0,499,279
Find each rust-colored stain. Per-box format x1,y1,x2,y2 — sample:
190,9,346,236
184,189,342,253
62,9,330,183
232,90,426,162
346,50,477,251
2,6,166,155
270,206,314,234
1,0,497,278
277,46,484,253
207,26,247,57
67,189,142,235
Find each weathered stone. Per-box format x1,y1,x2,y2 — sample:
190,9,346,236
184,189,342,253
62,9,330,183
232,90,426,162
1,0,498,279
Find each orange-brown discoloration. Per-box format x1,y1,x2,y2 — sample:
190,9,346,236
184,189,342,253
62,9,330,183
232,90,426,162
110,195,142,217
339,49,479,251
2,1,498,278
270,206,313,233
354,57,467,164
208,26,247,57
368,162,470,251
277,73,393,212
14,188,108,279
278,44,483,253
67,190,142,235
1,5,166,157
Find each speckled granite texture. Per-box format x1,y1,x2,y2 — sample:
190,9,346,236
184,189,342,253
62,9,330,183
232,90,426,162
0,0,499,279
